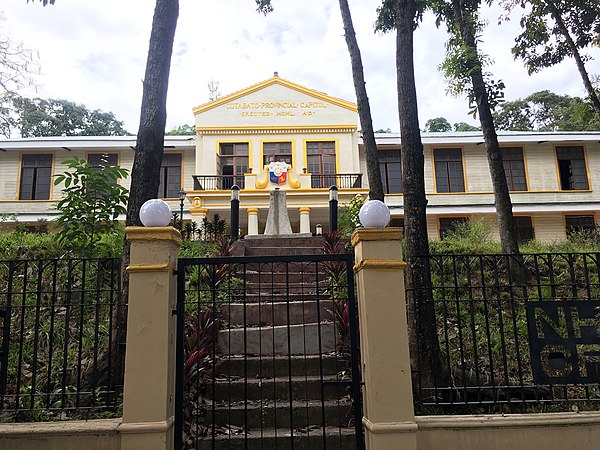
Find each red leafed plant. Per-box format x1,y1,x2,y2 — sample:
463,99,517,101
183,307,219,384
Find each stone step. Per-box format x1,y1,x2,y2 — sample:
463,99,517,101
221,301,335,327
218,323,337,356
197,426,357,450
242,271,327,285
235,236,326,249
206,399,353,429
215,354,343,379
207,375,349,402
245,246,324,256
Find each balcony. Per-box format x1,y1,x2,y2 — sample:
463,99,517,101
310,173,362,189
192,173,363,191
193,175,245,190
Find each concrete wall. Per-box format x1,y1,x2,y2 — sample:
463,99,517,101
416,412,600,450
0,419,121,450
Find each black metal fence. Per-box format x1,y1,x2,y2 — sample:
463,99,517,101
0,258,125,421
175,254,363,449
410,252,600,410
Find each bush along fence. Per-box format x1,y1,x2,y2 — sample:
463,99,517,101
410,252,600,411
0,258,126,421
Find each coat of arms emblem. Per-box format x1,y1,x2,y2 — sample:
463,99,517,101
267,161,290,185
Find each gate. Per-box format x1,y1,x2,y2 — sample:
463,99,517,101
174,253,364,449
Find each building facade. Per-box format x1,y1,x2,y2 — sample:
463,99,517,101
1,74,599,242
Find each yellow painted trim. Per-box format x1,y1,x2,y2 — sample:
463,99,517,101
351,228,404,246
191,76,358,114
125,226,182,245
215,140,252,170
158,151,184,199
197,125,357,133
126,263,175,273
299,207,311,214
246,207,259,214
259,139,294,170
17,151,56,201
354,259,407,272
302,138,339,180
256,168,269,189
431,146,467,193
190,206,208,215
553,143,592,191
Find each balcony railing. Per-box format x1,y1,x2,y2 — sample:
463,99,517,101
193,175,245,190
310,173,362,189
192,173,363,191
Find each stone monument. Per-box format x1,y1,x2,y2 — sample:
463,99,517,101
264,188,293,235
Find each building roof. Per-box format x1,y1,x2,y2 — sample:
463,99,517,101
0,135,196,150
373,130,600,146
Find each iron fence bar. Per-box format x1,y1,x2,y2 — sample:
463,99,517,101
346,254,365,450
174,259,186,450
314,259,328,449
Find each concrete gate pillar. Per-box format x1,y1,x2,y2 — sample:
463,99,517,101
120,226,181,450
352,228,417,450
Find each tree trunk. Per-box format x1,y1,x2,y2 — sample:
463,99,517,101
451,0,520,259
338,0,384,201
547,2,600,119
396,0,442,393
126,0,180,227
80,0,179,397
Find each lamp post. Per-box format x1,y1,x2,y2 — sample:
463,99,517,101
230,185,240,240
316,223,323,236
178,188,186,231
329,185,338,234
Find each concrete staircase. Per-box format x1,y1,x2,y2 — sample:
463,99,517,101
198,236,357,449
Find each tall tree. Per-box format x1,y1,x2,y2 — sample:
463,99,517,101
125,0,180,227
434,0,521,258
505,0,600,120
12,97,129,137
376,0,443,390
338,0,384,201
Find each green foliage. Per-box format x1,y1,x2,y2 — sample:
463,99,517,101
430,218,501,254
424,117,452,132
453,121,480,131
439,37,506,117
337,194,364,240
507,0,600,75
493,90,600,131
12,97,130,137
202,214,227,241
54,156,129,257
166,124,195,135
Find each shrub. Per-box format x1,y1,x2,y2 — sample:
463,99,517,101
54,156,129,258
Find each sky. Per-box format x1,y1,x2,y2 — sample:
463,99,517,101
1,0,598,135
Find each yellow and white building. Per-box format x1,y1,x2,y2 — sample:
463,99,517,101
1,73,599,242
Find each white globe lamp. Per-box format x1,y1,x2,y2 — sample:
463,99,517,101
359,200,390,228
139,199,173,227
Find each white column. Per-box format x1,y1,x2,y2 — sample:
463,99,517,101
247,208,259,235
299,207,311,234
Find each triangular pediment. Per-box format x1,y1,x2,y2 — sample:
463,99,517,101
192,75,357,115
192,76,358,131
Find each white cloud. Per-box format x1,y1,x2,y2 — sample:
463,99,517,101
1,0,598,134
